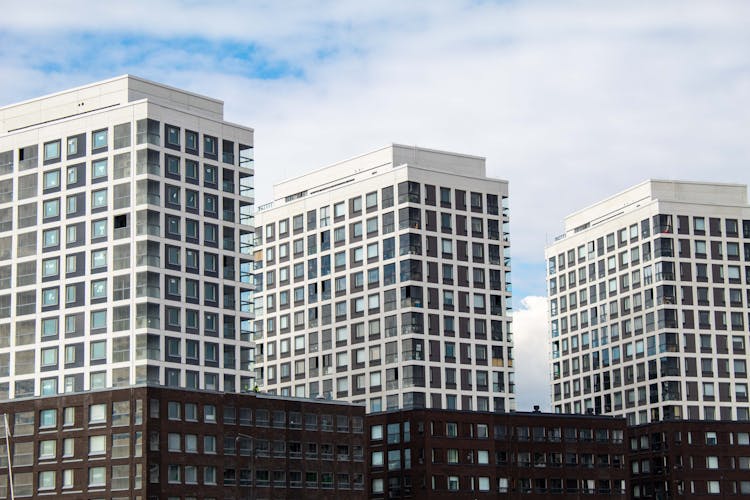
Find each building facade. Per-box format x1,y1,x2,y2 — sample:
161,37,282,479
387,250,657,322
366,408,750,500
0,76,255,399
0,386,366,499
366,408,627,499
253,145,514,413
628,419,750,499
546,180,750,424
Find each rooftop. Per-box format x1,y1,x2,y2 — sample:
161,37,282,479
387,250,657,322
552,179,748,243
258,143,495,212
0,74,228,134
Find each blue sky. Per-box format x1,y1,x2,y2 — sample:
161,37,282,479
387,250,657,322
2,0,749,409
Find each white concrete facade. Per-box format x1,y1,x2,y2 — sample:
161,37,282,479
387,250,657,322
546,180,750,424
253,145,514,413
0,75,255,399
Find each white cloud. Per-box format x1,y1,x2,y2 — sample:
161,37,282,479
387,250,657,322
511,296,551,411
3,4,749,264
2,0,750,408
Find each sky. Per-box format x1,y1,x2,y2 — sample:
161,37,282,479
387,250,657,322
1,0,749,410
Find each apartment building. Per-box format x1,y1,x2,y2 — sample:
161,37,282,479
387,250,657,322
367,408,627,499
0,386,366,499
0,75,255,398
253,145,513,413
546,180,750,424
629,419,750,498
367,408,750,500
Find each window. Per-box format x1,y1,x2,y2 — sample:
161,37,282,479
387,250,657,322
706,431,718,445
92,189,107,208
92,158,107,179
91,341,107,361
43,228,59,248
334,202,345,218
41,347,58,367
89,435,106,456
204,404,217,423
90,371,106,389
92,129,108,150
88,466,106,488
91,310,106,330
43,169,60,189
42,287,59,306
67,136,80,157
91,279,107,300
44,140,61,161
446,422,457,437
168,433,181,452
448,476,459,491
204,465,217,485
39,408,57,428
43,199,60,218
204,135,218,155
92,219,107,239
39,470,56,490
42,257,59,277
366,191,377,209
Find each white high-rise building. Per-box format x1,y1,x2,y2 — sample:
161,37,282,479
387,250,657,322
253,144,514,412
546,180,750,424
0,75,255,400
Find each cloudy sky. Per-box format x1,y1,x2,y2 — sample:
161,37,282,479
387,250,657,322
2,0,749,410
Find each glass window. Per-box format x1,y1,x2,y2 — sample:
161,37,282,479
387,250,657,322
186,131,198,151
39,408,57,428
204,136,217,155
91,279,107,299
42,257,59,277
44,140,61,161
42,287,59,306
92,189,107,208
92,219,107,239
166,125,180,146
92,250,107,269
42,317,58,338
92,129,108,150
43,228,59,247
204,165,217,184
204,404,217,423
92,159,107,179
91,341,107,361
43,199,60,218
89,403,107,423
43,170,60,189
66,168,80,189
41,347,58,366
89,466,106,487
66,195,78,214
66,225,78,245
334,202,345,218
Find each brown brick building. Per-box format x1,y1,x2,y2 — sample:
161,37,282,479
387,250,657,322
3,388,750,499
0,386,366,499
366,408,628,499
628,420,750,498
